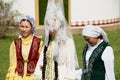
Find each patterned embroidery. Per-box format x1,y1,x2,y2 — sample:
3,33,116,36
45,41,55,80
17,61,24,75
82,41,108,80
27,61,35,74
14,36,41,76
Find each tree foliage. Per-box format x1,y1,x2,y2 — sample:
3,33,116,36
0,0,21,38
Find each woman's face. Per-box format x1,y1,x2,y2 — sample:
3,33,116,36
49,29,57,38
83,36,99,46
19,20,32,38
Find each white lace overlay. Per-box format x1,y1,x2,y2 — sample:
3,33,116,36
43,0,79,79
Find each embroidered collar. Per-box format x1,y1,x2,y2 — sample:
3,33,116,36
21,35,33,45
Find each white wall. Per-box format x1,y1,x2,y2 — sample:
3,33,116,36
4,0,120,26
71,0,120,24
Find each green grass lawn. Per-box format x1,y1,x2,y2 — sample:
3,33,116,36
0,29,120,80
0,36,17,80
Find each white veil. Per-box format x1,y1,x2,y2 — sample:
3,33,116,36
44,0,79,69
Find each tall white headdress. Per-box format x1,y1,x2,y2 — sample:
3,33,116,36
44,0,79,69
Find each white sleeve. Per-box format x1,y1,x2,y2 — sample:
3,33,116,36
75,69,82,80
34,48,44,79
102,46,116,80
65,38,79,79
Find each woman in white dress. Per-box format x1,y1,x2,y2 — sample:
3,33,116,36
34,0,79,80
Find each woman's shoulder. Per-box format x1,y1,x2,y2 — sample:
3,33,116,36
34,36,44,44
34,36,43,40
66,37,74,43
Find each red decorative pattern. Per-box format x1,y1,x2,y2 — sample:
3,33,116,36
71,17,120,27
14,36,41,76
